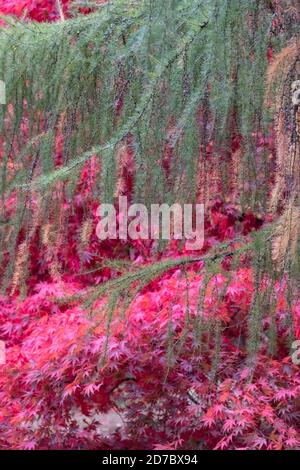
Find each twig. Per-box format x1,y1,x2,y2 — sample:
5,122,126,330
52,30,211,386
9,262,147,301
56,0,66,22
21,8,28,21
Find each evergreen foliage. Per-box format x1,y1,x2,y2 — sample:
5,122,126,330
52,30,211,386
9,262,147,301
0,0,299,364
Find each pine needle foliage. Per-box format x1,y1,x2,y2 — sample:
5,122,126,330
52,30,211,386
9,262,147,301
0,0,299,366
0,1,273,205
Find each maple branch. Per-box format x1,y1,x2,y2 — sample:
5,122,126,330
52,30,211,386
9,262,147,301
109,377,137,395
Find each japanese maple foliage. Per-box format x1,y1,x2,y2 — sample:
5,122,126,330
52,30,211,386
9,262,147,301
0,0,71,22
0,0,106,22
0,267,299,450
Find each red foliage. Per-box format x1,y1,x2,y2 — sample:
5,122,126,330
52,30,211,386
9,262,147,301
0,0,107,22
0,268,299,449
0,0,71,22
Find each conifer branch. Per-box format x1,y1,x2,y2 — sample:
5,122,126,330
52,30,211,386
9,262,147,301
62,227,273,311
17,14,209,192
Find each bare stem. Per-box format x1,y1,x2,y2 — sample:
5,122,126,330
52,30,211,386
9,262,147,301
56,0,66,22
